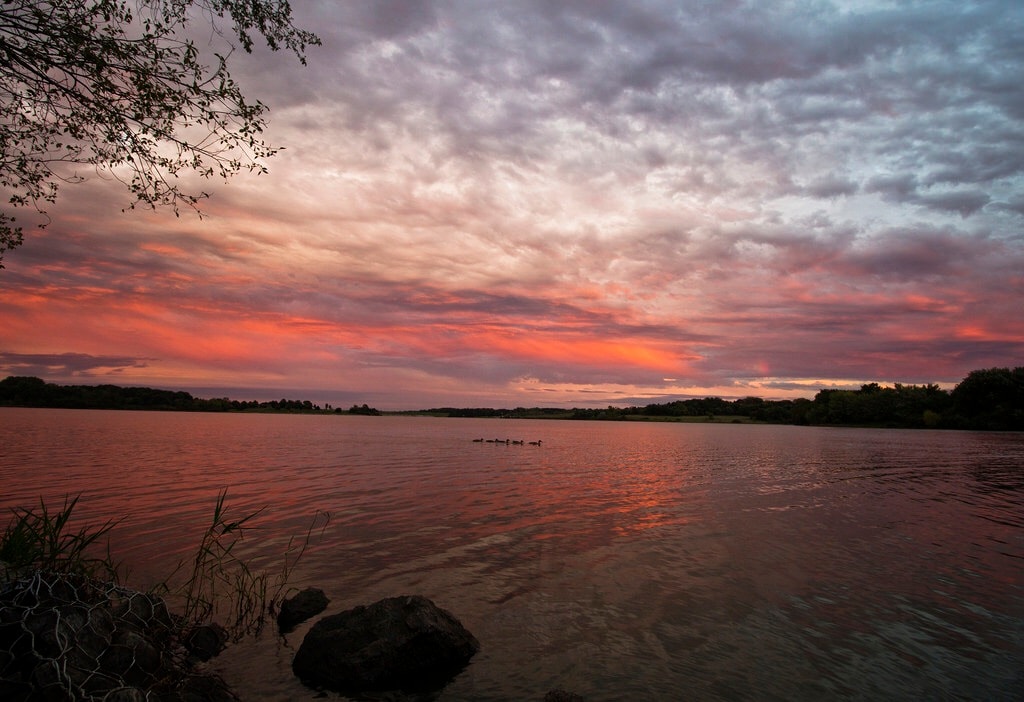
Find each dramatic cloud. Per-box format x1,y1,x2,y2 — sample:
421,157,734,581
2,0,1022,407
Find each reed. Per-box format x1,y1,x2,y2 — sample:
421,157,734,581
157,488,330,639
1,491,329,641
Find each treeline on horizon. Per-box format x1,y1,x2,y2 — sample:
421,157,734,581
425,367,1023,431
0,375,379,416
1,367,1022,431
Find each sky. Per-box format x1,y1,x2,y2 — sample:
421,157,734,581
2,0,1023,410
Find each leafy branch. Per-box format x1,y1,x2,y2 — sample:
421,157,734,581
0,0,319,266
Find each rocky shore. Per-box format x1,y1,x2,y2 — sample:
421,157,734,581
2,570,584,701
0,570,236,701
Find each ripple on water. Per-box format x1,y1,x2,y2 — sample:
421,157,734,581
1,411,1022,701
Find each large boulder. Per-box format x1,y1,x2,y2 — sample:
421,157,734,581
292,595,479,694
277,587,329,632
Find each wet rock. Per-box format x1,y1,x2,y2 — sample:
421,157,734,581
183,622,227,661
277,587,329,632
292,595,479,694
99,644,138,679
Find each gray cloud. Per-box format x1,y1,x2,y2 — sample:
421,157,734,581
914,190,991,218
293,1,1020,218
0,352,153,378
804,175,860,199
839,227,987,279
991,196,1024,217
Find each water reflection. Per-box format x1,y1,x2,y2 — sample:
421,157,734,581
1,409,1022,700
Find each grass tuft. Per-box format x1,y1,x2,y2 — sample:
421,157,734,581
0,495,121,582
1,490,329,642
156,488,330,640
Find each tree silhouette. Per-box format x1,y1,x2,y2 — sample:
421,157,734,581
952,367,1024,430
0,0,318,266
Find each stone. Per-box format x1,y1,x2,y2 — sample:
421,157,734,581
100,688,147,702
0,572,234,700
183,623,227,661
545,689,586,702
173,671,239,702
277,587,329,632
292,595,479,694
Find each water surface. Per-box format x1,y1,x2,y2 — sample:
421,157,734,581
1,408,1021,700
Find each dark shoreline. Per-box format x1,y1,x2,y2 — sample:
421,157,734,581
2,367,1022,431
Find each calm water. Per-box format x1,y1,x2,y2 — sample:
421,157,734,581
1,408,1022,701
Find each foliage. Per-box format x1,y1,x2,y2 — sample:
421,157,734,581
0,375,326,412
0,495,121,581
0,0,319,265
951,367,1024,431
3,367,1023,430
562,371,1018,430
805,382,952,428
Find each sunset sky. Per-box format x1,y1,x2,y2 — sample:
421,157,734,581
2,0,1023,409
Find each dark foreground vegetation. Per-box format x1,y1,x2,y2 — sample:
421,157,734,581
1,496,480,700
0,493,328,700
2,367,1022,431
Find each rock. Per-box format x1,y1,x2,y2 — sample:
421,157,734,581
174,670,238,701
545,689,586,702
292,595,479,694
183,622,227,661
0,571,236,701
99,687,147,702
277,587,329,632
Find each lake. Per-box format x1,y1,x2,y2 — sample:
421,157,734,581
0,408,1022,700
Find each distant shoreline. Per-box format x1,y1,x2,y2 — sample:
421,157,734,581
2,368,1022,431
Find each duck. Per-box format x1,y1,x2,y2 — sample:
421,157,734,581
528,440,543,446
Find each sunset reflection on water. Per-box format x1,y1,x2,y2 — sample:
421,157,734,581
1,408,1022,701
